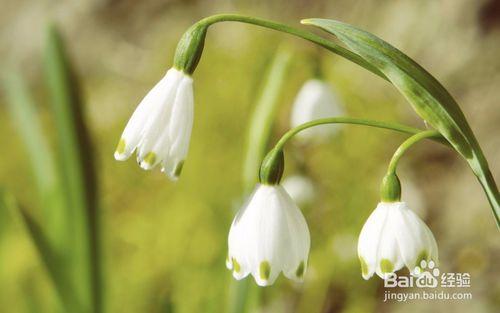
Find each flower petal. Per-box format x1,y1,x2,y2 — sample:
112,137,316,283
162,76,194,179
394,203,429,272
115,73,171,161
278,186,310,281
375,204,405,278
358,202,389,279
136,69,183,165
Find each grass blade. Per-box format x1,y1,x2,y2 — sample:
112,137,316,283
2,71,67,248
242,45,293,191
1,189,80,310
43,24,102,312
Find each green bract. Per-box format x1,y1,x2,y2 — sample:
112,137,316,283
301,18,499,226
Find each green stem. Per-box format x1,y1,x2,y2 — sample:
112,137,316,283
195,14,386,80
380,130,442,202
386,130,442,175
272,117,445,153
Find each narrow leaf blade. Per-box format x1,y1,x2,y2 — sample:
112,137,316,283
43,25,102,312
3,190,80,311
302,19,475,157
302,18,499,225
242,45,293,191
2,71,68,248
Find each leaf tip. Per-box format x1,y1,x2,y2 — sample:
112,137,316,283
45,21,59,39
300,18,326,26
300,18,350,34
300,18,313,25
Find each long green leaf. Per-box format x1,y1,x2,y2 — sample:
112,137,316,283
302,18,499,226
44,25,102,312
2,71,68,248
1,190,80,310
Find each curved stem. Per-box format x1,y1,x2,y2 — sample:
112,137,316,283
271,117,445,153
386,130,443,175
195,14,387,80
192,14,500,227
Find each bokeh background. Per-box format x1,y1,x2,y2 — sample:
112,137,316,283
1,0,499,312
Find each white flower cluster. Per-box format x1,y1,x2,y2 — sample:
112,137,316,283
115,74,438,287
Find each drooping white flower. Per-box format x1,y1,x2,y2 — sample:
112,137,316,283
281,175,315,206
357,201,438,280
114,68,194,180
290,79,344,141
227,184,310,286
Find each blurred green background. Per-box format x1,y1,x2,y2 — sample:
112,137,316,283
1,0,499,312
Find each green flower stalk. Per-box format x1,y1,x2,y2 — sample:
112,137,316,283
381,130,443,202
183,14,386,79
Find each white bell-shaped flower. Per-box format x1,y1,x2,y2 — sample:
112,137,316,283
227,184,310,286
290,79,344,141
114,68,194,180
357,201,438,280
